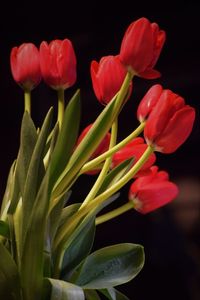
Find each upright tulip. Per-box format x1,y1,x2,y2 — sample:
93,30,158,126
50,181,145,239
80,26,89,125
144,89,195,153
10,43,41,91
40,39,76,90
119,17,166,79
91,55,132,105
76,124,111,174
111,137,156,176
129,166,179,214
137,84,163,122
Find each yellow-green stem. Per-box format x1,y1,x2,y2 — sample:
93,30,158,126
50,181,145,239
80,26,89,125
80,119,118,209
83,145,154,215
57,89,65,129
24,91,31,115
81,122,145,174
96,201,134,225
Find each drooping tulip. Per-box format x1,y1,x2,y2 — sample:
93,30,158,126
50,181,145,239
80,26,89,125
129,166,179,214
76,124,111,174
10,43,41,90
119,17,166,79
144,89,195,153
90,55,132,105
40,39,76,90
111,137,156,176
137,84,163,122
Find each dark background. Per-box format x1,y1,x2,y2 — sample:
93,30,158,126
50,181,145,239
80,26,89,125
0,1,200,299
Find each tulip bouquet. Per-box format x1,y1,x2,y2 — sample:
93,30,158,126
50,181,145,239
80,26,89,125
0,17,195,300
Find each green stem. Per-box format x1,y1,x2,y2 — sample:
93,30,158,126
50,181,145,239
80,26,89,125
83,145,154,215
57,89,65,129
24,91,31,114
80,119,118,209
81,122,145,174
96,201,134,225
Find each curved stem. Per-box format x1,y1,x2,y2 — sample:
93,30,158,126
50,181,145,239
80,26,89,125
81,122,145,174
24,91,31,115
80,119,118,209
96,201,134,225
57,89,65,129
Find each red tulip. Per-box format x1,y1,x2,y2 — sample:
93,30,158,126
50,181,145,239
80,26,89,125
91,55,132,105
111,137,156,176
40,39,76,90
10,43,41,90
129,166,179,214
119,17,166,79
137,84,163,122
76,124,111,174
144,89,195,153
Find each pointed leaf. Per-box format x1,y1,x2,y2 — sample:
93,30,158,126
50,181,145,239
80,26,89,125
84,290,101,300
22,108,53,240
0,242,21,299
75,243,144,289
44,278,85,300
21,170,51,300
1,161,16,216
50,90,81,190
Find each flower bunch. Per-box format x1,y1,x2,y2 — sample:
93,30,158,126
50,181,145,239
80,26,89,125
0,17,195,300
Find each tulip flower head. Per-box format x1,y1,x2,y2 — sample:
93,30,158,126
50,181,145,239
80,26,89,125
91,55,132,105
119,17,166,79
40,39,77,90
112,137,156,176
129,166,179,214
144,89,196,153
10,43,41,91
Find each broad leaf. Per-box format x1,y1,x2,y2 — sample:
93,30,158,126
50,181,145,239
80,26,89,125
99,288,129,300
75,243,144,289
61,216,95,280
44,278,85,300
50,89,81,190
0,242,21,299
84,289,101,300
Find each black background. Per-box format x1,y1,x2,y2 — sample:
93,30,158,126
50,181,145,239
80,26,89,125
0,1,200,299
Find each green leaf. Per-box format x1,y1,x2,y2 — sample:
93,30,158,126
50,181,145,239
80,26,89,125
53,93,119,198
44,278,85,300
61,216,95,280
75,243,144,289
49,191,72,244
50,89,81,190
0,221,9,239
21,107,53,241
58,203,81,229
84,289,101,300
99,288,129,300
0,242,21,299
98,158,134,194
8,112,38,214
21,169,51,300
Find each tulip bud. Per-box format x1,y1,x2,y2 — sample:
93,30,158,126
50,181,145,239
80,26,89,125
129,166,179,214
91,55,132,105
119,17,166,79
40,39,77,90
10,43,41,91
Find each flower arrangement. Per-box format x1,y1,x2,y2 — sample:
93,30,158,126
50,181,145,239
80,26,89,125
0,17,195,300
